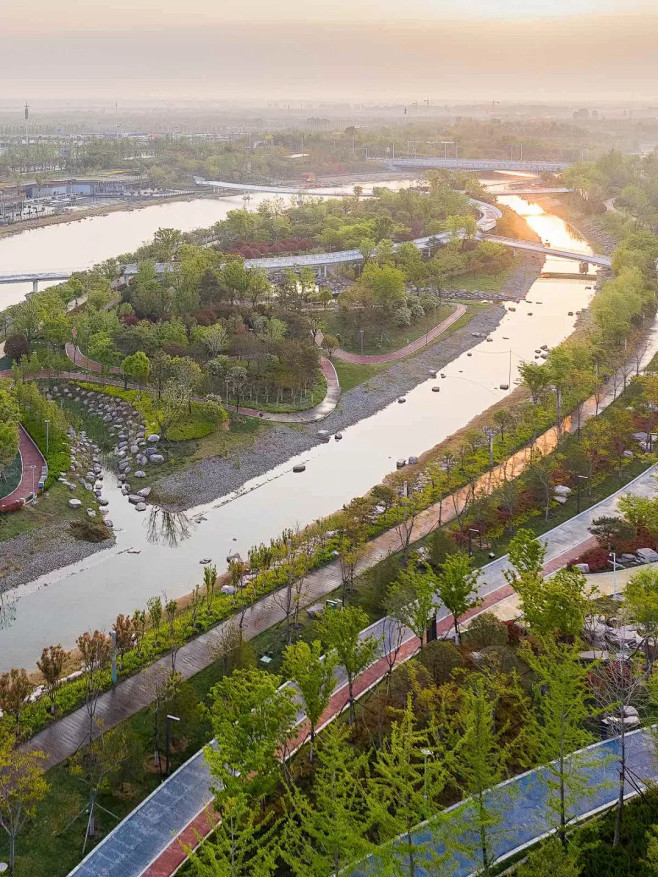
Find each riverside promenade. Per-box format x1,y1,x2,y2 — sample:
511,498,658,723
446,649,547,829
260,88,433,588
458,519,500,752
68,463,658,877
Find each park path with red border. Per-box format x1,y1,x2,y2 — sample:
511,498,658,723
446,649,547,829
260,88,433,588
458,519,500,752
0,425,46,511
141,532,600,877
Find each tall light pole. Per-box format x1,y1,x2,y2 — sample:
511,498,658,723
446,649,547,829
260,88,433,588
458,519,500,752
44,418,50,455
421,747,432,803
29,464,36,499
576,474,588,514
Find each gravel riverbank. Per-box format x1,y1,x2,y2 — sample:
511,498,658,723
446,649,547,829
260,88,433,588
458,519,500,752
157,303,506,510
0,525,115,593
0,238,542,582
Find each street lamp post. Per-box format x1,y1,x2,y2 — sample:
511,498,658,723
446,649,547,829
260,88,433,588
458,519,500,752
165,714,181,778
29,464,36,499
421,747,432,803
359,329,364,356
44,418,50,455
609,552,620,600
468,528,479,557
576,474,588,514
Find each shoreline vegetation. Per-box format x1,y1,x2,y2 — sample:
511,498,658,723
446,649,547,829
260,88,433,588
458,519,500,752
2,157,648,732
0,126,655,874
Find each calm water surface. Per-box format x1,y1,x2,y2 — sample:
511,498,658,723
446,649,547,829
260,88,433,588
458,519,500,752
0,192,599,667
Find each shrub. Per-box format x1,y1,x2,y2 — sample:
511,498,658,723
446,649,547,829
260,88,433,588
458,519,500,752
462,612,509,650
416,640,464,686
69,519,113,542
4,333,29,362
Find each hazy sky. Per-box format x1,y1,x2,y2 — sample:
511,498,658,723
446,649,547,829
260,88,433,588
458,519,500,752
1,0,657,102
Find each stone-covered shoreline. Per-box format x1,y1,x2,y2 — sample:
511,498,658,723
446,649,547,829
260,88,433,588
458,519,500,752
0,252,542,588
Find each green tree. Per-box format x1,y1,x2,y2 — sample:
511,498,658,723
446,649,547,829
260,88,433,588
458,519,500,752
282,723,374,877
504,528,546,587
448,676,513,876
282,640,336,759
0,387,19,478
368,696,452,877
320,333,340,359
517,568,593,638
187,791,278,877
0,735,49,875
386,565,438,650
625,568,658,669
318,606,378,725
121,351,150,388
435,552,481,644
205,668,296,802
522,637,599,848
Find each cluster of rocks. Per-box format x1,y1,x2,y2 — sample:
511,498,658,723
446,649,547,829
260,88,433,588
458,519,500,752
50,383,167,514
59,426,114,527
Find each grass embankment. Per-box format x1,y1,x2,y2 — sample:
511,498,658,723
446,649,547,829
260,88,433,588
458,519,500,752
0,481,101,547
9,443,655,877
322,303,454,355
331,302,485,393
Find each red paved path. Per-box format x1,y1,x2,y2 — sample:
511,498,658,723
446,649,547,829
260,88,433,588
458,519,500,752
144,533,594,876
0,425,46,511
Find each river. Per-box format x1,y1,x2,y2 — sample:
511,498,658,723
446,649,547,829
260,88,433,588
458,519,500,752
0,190,598,669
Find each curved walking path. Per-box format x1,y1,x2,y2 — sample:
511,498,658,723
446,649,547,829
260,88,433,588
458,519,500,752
0,425,47,511
352,729,658,876
317,303,467,364
67,463,658,877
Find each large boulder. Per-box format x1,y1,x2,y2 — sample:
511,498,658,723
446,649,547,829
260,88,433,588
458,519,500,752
147,434,160,443
68,498,82,509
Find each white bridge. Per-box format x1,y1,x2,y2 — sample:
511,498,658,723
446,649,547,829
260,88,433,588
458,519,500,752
0,272,75,292
387,157,571,173
0,176,611,292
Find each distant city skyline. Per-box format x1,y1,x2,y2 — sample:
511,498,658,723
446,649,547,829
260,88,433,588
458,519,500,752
1,2,657,101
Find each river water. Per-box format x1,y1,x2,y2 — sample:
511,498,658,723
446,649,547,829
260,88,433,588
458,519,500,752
0,190,598,668
0,180,417,310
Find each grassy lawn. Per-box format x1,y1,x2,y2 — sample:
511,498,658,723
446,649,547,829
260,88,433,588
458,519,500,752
0,481,99,545
333,360,389,392
322,304,454,355
0,451,21,498
443,264,521,294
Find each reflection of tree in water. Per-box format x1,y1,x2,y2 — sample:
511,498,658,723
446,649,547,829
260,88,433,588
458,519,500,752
0,590,17,631
147,508,192,547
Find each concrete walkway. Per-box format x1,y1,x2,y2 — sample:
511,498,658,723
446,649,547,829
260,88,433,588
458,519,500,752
352,729,658,876
65,464,658,877
0,425,46,512
317,303,467,365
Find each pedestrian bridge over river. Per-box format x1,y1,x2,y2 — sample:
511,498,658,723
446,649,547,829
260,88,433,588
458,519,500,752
0,175,611,291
